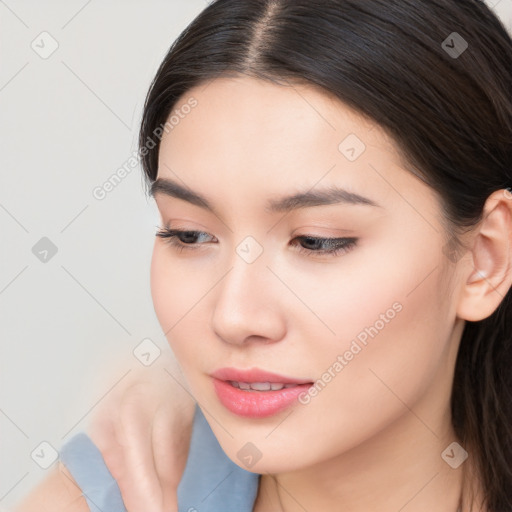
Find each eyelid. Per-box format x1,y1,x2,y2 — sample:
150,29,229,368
291,234,357,257
155,225,358,258
155,226,216,242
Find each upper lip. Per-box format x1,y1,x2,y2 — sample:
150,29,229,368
211,367,313,384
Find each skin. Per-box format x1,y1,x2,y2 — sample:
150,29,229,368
14,352,195,512
86,352,195,512
150,75,512,511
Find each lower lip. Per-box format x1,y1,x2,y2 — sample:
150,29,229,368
212,378,313,418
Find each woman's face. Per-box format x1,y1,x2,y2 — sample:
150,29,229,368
150,76,464,473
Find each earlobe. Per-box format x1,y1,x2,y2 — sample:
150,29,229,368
456,189,512,322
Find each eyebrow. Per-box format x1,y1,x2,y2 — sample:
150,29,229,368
150,177,381,215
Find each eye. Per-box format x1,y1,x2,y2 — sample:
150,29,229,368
290,235,357,257
155,226,357,258
155,226,217,253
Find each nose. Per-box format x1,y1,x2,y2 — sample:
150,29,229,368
211,249,287,347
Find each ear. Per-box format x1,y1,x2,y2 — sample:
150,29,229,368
456,189,512,322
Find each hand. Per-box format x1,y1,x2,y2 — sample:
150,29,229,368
88,351,196,512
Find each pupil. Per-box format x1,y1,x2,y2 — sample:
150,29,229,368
304,237,319,249
182,232,196,243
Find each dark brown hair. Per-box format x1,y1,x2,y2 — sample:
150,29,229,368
138,1,512,509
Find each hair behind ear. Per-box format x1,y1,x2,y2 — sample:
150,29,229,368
452,289,512,510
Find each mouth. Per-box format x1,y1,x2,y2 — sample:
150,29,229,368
228,381,301,391
210,367,314,418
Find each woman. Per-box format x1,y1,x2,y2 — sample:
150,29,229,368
16,0,512,510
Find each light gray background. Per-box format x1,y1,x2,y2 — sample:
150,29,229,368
1,0,511,509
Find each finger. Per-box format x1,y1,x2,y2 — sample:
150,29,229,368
153,400,195,476
152,364,196,473
115,382,165,512
89,378,164,512
89,399,127,483
150,373,196,512
151,406,180,512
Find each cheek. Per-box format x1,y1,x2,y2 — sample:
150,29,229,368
299,256,451,432
314,238,451,400
274,234,425,348
150,243,202,343
150,243,179,332
149,242,217,372
151,243,209,317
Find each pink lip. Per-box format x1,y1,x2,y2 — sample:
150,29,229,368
211,367,313,418
211,367,312,385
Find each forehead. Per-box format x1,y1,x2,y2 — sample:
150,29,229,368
168,75,381,147
160,75,402,174
155,75,438,223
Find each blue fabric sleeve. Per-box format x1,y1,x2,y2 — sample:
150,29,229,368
177,405,260,512
59,432,127,512
59,405,260,512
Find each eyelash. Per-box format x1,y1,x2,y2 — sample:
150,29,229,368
155,226,357,257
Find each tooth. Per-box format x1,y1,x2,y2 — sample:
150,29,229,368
230,381,297,391
250,382,271,391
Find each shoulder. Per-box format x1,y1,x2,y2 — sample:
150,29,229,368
15,432,126,512
13,461,89,512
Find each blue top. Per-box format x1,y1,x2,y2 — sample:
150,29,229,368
59,405,260,512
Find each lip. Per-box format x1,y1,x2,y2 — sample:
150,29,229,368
211,367,313,418
211,367,312,385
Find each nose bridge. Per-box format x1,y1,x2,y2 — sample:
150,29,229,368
217,237,269,318
211,235,285,344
